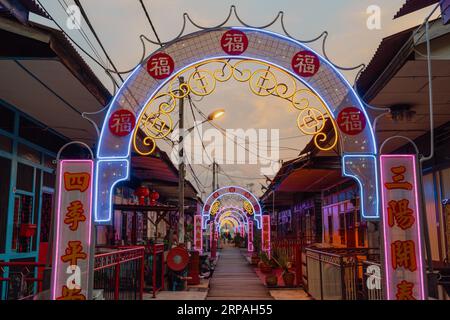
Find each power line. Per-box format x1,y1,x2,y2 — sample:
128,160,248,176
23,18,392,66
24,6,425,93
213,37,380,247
139,0,163,46
190,101,283,163
58,0,108,68
73,0,124,82
35,0,120,90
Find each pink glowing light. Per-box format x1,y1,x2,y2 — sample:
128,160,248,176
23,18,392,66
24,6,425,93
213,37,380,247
380,154,425,300
51,159,94,300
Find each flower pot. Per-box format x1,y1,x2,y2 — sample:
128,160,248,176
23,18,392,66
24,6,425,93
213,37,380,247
260,264,273,274
283,272,295,287
251,256,260,266
265,274,278,287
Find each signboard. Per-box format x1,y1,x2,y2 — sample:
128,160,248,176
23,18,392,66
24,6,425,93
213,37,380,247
262,215,271,255
194,215,203,253
443,200,450,261
380,155,425,300
51,160,94,300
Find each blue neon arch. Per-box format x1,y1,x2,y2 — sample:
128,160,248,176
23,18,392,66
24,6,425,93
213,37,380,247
94,27,379,225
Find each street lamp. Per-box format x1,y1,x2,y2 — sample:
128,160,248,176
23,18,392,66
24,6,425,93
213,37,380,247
208,109,225,121
186,109,226,133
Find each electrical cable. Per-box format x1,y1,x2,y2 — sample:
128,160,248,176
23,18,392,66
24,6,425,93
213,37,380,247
73,0,124,82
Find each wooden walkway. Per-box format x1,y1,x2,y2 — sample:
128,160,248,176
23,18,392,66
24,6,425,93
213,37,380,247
207,247,273,300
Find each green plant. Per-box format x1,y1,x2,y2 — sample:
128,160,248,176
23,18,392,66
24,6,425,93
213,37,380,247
273,252,290,273
184,224,194,243
259,252,270,265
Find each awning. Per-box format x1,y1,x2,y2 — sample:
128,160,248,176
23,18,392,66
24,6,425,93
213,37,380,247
131,154,200,201
356,18,450,153
0,14,111,146
394,0,439,19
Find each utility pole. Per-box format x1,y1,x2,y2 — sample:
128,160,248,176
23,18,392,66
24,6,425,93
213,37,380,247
178,77,185,244
212,161,216,192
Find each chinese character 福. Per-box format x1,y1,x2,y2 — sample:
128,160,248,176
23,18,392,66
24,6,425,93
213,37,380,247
339,111,363,133
110,112,133,135
148,56,171,77
294,54,317,75
222,33,245,52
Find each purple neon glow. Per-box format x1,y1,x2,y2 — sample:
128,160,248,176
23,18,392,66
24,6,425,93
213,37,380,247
380,154,425,300
51,159,94,300
262,215,271,257
194,215,203,253
248,221,254,252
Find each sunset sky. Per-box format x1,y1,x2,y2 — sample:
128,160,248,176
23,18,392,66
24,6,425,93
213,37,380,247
34,0,439,197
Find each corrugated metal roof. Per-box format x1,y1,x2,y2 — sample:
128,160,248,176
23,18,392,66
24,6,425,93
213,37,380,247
22,0,48,17
356,26,416,100
394,0,439,19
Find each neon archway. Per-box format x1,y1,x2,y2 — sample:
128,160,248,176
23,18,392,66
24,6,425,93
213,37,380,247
202,186,261,229
214,208,249,232
94,27,379,225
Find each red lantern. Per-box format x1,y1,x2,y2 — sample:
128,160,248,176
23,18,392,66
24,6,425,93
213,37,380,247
135,186,150,205
150,190,160,206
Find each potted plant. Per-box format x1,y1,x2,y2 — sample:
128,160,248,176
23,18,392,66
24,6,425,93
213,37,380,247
265,273,278,287
274,253,295,287
258,252,273,274
250,252,260,265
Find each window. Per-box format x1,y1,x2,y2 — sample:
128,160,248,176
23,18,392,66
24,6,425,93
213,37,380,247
16,163,34,193
39,193,53,243
12,194,34,253
43,171,56,189
0,135,12,153
19,116,66,153
18,144,41,164
0,104,15,133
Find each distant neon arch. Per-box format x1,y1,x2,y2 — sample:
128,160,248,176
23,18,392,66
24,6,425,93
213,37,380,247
202,186,262,229
215,208,249,232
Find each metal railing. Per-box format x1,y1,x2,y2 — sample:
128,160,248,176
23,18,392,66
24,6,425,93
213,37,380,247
362,261,383,300
0,262,46,300
1,246,146,300
145,244,165,298
304,247,379,300
93,246,145,300
272,238,312,287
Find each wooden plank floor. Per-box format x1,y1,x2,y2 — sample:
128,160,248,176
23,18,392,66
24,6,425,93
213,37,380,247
207,247,273,300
